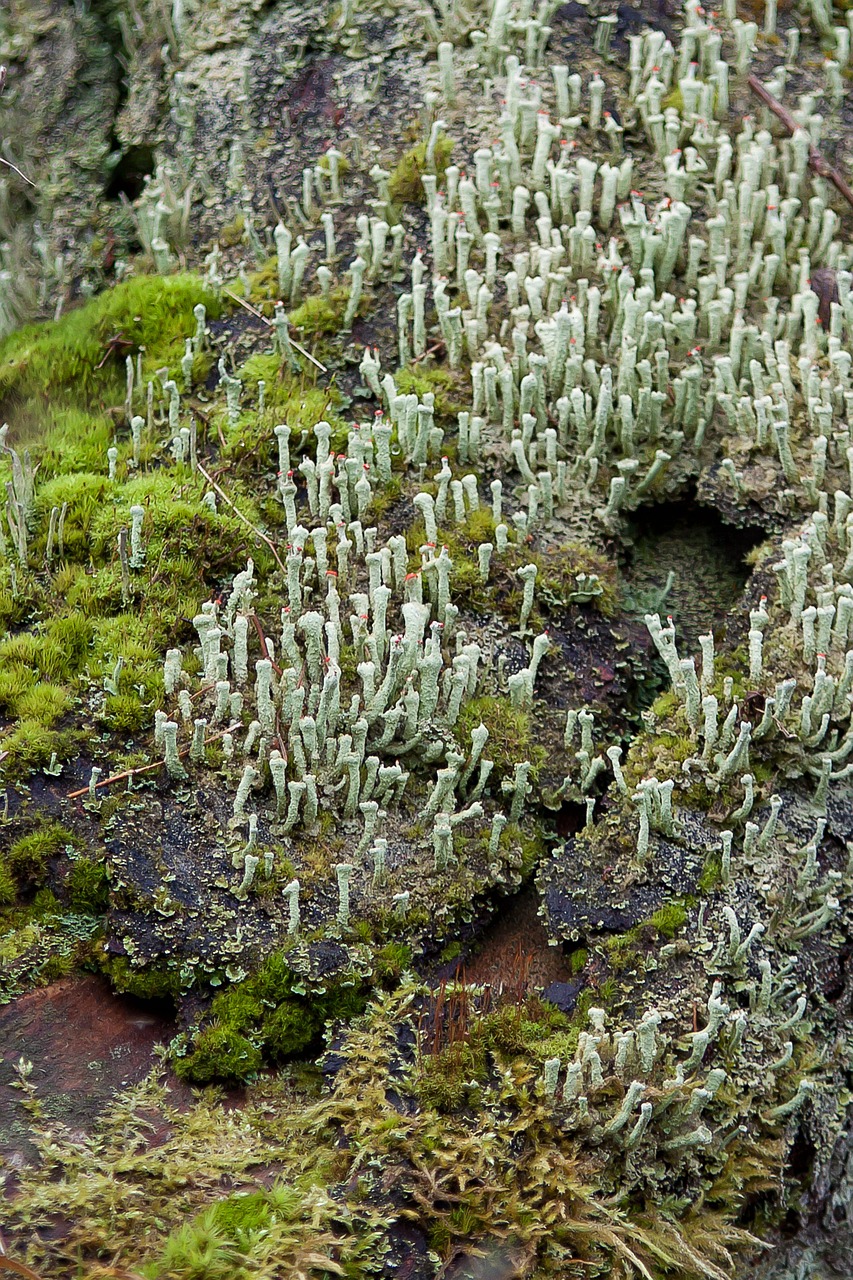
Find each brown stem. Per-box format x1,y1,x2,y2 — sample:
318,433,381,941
66,725,236,798
748,74,853,214
195,461,287,574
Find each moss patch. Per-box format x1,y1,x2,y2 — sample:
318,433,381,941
0,273,220,412
387,135,454,204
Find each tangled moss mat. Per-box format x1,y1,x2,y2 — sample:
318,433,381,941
3,0,853,1277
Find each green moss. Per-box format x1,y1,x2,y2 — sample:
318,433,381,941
6,822,76,887
289,286,350,336
337,642,359,685
0,614,92,687
439,940,462,963
66,858,110,914
263,1000,320,1059
536,540,619,618
456,695,534,780
0,664,37,710
648,900,689,939
210,985,265,1031
605,933,641,973
38,951,77,984
0,860,17,906
182,952,366,1080
374,941,413,985
416,1036,488,1112
0,585,37,632
699,854,723,894
207,1189,274,1236
569,947,588,975
516,826,546,876
174,1024,264,1085
99,691,152,734
365,473,402,521
222,366,348,465
387,135,453,204
149,1181,334,1279
0,722,82,780
0,273,221,410
35,472,109,558
395,363,467,418
350,918,374,943
104,955,185,1001
28,408,115,481
604,898,690,972
13,682,72,725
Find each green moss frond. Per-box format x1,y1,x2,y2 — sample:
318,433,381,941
387,135,453,204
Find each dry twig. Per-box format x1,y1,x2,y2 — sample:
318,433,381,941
222,288,328,372
748,74,853,213
195,460,287,573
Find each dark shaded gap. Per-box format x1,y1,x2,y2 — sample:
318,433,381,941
104,144,156,202
620,495,765,650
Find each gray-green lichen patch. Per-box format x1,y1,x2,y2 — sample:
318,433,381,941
3,0,853,1275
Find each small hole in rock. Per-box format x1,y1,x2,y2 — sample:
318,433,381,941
620,495,764,649
555,799,588,837
105,145,156,202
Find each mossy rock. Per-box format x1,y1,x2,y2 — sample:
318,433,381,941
387,135,453,205
174,1025,263,1084
5,821,77,889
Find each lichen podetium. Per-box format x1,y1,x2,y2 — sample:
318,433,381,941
1,1,853,1276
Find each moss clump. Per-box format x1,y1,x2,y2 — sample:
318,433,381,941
374,941,413,985
176,951,368,1083
417,998,573,1111
0,613,92,691
0,860,17,907
174,1025,264,1085
387,135,453,204
536,541,619,617
605,932,641,972
603,898,690,973
416,1037,488,1112
34,472,108,558
5,821,76,888
289,286,350,335
103,955,185,1001
14,683,73,724
456,695,534,780
648,900,688,939
699,853,723,894
66,858,110,914
484,997,571,1058
395,363,468,419
404,509,504,611
222,364,348,465
0,273,221,410
1,723,83,781
262,1000,320,1059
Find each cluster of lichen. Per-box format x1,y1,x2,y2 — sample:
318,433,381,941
3,0,853,1275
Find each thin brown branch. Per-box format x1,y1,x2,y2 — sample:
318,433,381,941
222,288,328,372
66,725,236,798
748,74,853,213
195,460,287,574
